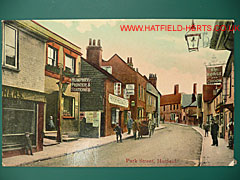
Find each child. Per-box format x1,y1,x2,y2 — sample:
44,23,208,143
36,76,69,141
25,132,33,155
114,123,122,143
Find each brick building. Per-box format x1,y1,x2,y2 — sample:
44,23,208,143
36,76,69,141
160,85,182,122
80,39,129,137
2,20,47,157
101,55,151,121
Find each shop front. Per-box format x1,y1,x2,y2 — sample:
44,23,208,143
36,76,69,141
2,85,46,157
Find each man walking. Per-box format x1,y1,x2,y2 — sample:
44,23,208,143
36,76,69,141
211,120,219,146
127,116,133,134
114,123,122,143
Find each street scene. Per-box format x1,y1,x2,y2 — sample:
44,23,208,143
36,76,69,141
2,19,235,167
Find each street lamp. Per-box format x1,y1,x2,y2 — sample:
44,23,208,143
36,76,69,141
185,20,201,52
56,64,69,143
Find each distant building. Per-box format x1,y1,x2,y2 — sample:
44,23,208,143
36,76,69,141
160,85,182,122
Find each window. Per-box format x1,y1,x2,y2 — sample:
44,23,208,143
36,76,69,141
138,84,141,100
229,75,232,97
141,86,144,101
101,66,112,74
114,82,121,96
65,54,75,73
170,105,172,110
111,108,119,124
177,104,179,109
4,25,18,68
47,46,58,66
163,105,165,111
63,96,75,117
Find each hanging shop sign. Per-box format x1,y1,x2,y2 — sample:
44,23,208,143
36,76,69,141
109,94,129,108
206,66,222,84
71,77,91,92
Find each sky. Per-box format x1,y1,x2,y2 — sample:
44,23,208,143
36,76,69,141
36,19,231,95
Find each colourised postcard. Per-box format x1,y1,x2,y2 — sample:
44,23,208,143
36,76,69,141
1,19,235,167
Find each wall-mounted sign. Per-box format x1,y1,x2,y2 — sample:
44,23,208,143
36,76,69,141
206,66,222,84
109,94,129,108
126,84,135,95
71,77,91,92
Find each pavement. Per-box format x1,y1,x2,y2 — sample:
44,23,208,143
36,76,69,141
192,126,235,166
2,125,165,167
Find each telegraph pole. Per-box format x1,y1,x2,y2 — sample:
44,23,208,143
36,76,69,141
57,64,63,142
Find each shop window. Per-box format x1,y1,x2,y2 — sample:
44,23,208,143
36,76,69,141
63,96,75,118
47,46,58,66
111,108,119,124
65,54,76,74
4,24,18,69
114,82,121,96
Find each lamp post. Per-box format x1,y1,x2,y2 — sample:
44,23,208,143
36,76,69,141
185,20,201,52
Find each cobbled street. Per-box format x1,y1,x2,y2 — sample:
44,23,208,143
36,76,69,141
24,124,202,167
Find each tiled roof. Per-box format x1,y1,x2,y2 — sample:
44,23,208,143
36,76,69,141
160,93,181,105
81,57,123,83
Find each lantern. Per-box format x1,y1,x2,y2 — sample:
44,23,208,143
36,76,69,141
185,20,201,52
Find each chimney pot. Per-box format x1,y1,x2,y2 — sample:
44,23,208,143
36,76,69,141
93,39,96,46
89,38,92,45
98,39,101,46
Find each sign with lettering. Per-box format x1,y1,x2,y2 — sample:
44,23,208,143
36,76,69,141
109,94,129,108
126,84,135,95
71,77,91,92
206,66,222,84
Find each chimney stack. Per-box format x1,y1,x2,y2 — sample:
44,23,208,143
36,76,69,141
86,38,103,67
127,57,133,68
149,73,157,88
174,84,179,94
193,83,197,95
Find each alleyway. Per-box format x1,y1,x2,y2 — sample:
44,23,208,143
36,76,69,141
24,124,202,167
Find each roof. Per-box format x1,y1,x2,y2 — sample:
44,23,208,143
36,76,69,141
210,20,234,51
81,57,123,83
7,20,82,56
104,54,161,94
160,93,181,106
223,52,234,77
181,94,193,108
202,84,221,102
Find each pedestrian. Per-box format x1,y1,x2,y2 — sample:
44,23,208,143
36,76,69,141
114,123,122,143
127,116,133,134
25,132,33,155
227,119,234,149
132,120,140,140
211,120,219,146
204,123,210,137
49,115,55,130
175,116,179,123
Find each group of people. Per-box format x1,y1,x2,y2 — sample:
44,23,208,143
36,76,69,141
204,118,234,149
114,116,155,143
204,120,219,146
